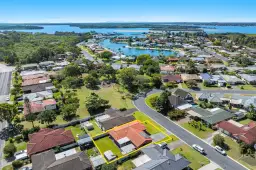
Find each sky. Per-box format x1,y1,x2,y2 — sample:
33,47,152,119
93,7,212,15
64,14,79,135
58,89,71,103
0,0,256,23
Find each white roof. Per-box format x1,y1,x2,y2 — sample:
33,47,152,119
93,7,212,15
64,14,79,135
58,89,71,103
117,137,130,145
55,148,77,160
95,114,110,122
132,154,151,167
90,155,106,167
121,144,135,155
15,150,28,160
177,104,192,110
104,150,116,161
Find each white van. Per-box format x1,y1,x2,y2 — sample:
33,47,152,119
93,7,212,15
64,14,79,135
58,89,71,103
192,144,205,154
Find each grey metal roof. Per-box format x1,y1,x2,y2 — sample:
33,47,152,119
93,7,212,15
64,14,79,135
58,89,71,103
173,89,190,99
134,145,190,170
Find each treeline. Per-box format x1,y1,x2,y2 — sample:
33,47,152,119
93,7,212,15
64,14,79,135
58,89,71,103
0,25,43,30
209,33,256,48
0,31,92,64
69,23,201,31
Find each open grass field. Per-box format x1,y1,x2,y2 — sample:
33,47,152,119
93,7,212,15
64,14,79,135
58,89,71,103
76,85,134,119
172,144,210,170
239,85,256,90
181,122,214,139
224,137,256,170
94,136,122,158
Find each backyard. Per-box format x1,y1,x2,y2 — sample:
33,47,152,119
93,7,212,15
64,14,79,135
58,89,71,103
181,122,214,139
94,136,122,158
85,120,103,137
65,125,86,141
172,144,210,170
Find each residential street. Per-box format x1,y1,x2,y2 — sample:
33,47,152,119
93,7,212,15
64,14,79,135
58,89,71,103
133,94,248,170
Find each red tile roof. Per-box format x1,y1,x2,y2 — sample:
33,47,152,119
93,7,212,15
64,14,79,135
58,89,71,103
167,58,179,62
22,74,47,81
23,99,56,116
218,121,256,145
109,121,152,148
22,76,50,87
27,128,75,156
162,75,182,83
160,65,175,72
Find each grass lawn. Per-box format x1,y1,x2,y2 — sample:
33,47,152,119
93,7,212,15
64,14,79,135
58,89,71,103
94,136,122,157
145,93,160,110
2,165,13,170
181,83,188,89
65,125,86,141
224,137,256,170
238,118,253,125
239,85,256,90
86,147,99,157
181,123,214,139
200,83,220,90
118,159,136,170
133,111,166,132
76,85,134,119
172,144,210,170
5,141,27,152
85,120,103,137
155,135,179,144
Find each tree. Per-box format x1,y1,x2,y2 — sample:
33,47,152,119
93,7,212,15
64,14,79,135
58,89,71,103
155,91,171,115
62,64,81,77
61,104,78,121
0,103,18,126
151,74,162,88
136,54,151,65
62,76,83,89
84,74,99,89
4,143,17,158
37,110,57,125
99,50,113,59
140,59,160,76
186,80,198,89
186,60,198,74
213,134,225,148
85,93,109,114
25,113,37,128
117,68,138,92
101,162,117,170
168,110,186,120
3,51,17,65
247,104,256,120
99,65,116,81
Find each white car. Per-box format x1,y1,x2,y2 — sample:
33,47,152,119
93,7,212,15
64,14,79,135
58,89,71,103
192,144,205,154
6,97,10,101
215,145,226,155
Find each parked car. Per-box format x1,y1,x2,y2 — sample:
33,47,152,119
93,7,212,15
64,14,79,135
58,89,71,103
6,97,10,101
158,142,168,149
14,150,28,160
215,145,226,155
192,144,205,154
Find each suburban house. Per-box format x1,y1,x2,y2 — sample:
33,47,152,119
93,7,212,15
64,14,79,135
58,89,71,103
221,75,244,85
22,82,54,94
199,73,212,82
32,150,92,170
161,75,182,83
168,95,192,110
218,120,256,145
22,76,51,87
95,108,137,131
210,75,227,87
23,91,53,102
39,61,55,68
24,99,57,116
191,57,205,63
132,144,190,170
109,121,152,149
239,74,256,85
27,128,75,156
187,107,234,127
196,93,223,105
167,58,179,63
180,74,201,82
160,65,175,74
173,89,193,103
21,63,39,71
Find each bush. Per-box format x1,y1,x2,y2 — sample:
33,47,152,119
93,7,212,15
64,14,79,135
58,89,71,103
168,110,186,120
165,82,178,89
12,160,23,169
4,143,17,158
14,135,23,143
149,96,158,108
119,108,127,111
22,126,40,140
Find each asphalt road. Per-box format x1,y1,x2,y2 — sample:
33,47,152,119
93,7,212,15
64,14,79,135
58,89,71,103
134,95,247,170
0,71,12,95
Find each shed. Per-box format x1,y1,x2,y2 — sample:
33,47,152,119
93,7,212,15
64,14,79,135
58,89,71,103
104,150,117,161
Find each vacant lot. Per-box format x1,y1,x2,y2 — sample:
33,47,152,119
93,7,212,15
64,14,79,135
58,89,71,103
182,122,214,139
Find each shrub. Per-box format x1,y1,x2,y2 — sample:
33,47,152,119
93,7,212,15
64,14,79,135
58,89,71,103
165,82,178,89
168,110,186,120
149,96,158,108
12,160,23,169
4,143,17,158
119,108,127,111
14,135,23,143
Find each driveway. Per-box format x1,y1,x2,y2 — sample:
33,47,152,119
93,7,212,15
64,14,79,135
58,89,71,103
133,95,247,170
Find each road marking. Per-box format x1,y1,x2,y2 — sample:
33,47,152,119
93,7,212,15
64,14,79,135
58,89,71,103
133,99,249,170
